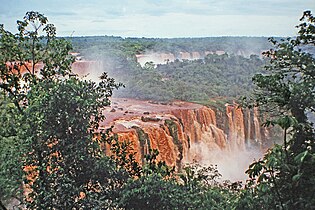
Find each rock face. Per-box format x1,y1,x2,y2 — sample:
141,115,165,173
100,98,270,180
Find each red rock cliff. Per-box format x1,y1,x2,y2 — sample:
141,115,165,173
100,98,269,171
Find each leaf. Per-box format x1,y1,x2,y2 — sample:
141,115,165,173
275,115,298,130
294,150,309,163
292,173,301,182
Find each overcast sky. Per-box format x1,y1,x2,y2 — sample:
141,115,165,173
0,0,314,38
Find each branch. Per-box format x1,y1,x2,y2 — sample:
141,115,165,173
283,128,289,163
32,37,35,74
270,170,285,209
17,53,31,74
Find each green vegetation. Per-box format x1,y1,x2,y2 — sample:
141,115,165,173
0,12,123,209
132,126,151,164
69,34,269,102
0,10,314,210
118,162,235,210
165,119,183,167
0,95,24,207
193,97,235,112
239,11,315,209
70,36,272,58
113,54,265,102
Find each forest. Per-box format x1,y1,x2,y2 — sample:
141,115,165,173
69,35,270,103
0,11,314,210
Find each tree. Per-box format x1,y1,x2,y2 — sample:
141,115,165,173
0,11,71,207
117,161,234,210
241,11,315,209
0,12,73,113
0,95,25,209
22,74,124,209
143,61,155,70
0,11,123,208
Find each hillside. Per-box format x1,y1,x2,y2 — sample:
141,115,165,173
70,36,272,102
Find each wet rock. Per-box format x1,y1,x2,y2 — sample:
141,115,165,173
141,116,161,122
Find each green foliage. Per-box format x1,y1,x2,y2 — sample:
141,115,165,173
193,97,235,113
142,149,175,178
102,138,235,209
240,11,315,210
1,9,314,210
70,36,268,102
165,119,183,166
118,173,181,210
143,61,155,70
250,11,315,153
0,95,25,206
22,75,121,209
0,11,73,95
238,144,315,209
118,162,236,210
0,12,123,209
0,11,75,206
104,130,142,178
116,54,265,102
71,36,271,59
260,22,314,149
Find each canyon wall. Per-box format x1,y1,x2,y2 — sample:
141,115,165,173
100,98,271,180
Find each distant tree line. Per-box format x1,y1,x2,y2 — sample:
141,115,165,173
70,36,270,103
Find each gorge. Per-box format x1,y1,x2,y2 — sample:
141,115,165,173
1,10,313,209
6,58,274,181
100,98,273,181
66,57,275,181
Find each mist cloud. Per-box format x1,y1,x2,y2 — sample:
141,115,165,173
187,141,263,182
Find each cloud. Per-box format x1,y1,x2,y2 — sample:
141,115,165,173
99,0,314,17
54,12,299,38
45,11,77,17
0,0,314,37
91,20,106,23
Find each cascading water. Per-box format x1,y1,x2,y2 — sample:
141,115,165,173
100,98,270,181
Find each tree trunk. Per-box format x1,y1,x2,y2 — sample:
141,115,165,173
290,105,308,153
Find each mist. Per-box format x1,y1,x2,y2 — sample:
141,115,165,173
188,141,263,182
68,36,279,183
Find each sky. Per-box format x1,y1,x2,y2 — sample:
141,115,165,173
0,0,314,38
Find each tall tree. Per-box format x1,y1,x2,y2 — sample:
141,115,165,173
0,11,123,209
241,11,315,209
252,11,315,153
